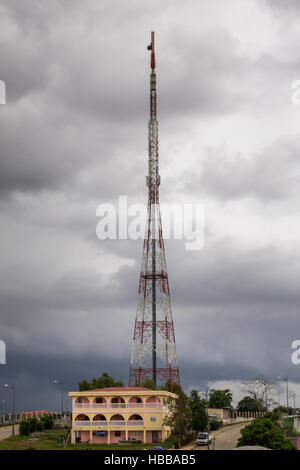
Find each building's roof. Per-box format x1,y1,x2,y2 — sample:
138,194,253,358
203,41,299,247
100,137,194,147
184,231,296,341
88,387,153,392
68,386,178,398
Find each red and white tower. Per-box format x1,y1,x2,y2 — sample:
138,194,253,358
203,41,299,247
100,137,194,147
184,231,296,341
129,32,180,388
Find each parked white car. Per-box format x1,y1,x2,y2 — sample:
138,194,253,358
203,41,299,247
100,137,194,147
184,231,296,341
196,432,213,446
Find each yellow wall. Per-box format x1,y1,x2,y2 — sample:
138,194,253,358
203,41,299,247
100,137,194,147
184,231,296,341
69,390,176,433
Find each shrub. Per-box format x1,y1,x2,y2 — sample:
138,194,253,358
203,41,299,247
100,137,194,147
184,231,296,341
29,418,38,433
209,420,221,431
163,434,180,449
19,417,46,435
19,420,31,436
237,417,297,450
41,414,54,430
36,421,44,432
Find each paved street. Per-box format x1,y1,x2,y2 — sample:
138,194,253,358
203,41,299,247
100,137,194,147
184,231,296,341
0,425,19,441
185,422,248,451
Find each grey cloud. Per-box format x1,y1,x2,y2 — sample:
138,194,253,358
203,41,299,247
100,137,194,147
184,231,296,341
261,0,300,13
1,0,292,199
1,0,300,412
181,137,300,201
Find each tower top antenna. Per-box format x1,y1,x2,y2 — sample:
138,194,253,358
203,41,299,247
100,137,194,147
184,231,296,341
147,31,155,69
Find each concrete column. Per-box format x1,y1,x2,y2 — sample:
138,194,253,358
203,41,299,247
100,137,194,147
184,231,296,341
108,430,111,445
143,429,146,444
89,428,93,443
71,431,75,444
125,429,128,440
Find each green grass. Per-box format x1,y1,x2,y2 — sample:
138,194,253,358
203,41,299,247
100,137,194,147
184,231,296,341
0,429,171,450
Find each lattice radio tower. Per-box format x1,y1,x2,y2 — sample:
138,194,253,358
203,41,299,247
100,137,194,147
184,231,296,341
129,32,180,389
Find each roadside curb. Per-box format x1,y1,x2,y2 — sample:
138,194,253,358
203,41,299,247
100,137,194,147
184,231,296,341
212,421,251,436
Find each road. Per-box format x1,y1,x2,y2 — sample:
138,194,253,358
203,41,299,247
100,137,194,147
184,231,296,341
0,425,19,441
190,423,247,451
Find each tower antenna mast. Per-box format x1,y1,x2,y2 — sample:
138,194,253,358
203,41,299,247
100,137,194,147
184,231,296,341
129,32,180,390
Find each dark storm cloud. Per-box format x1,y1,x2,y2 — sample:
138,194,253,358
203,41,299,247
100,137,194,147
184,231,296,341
0,0,253,197
168,240,300,307
0,352,130,411
1,236,299,374
0,0,300,412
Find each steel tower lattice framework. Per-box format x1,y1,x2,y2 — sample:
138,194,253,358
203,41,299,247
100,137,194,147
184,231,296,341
129,32,180,389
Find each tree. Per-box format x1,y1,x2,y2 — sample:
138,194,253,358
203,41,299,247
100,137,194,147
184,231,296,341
19,420,30,436
209,389,232,409
29,417,38,433
237,416,296,450
241,376,274,411
140,378,156,390
41,414,54,430
188,390,207,431
237,396,260,412
78,372,124,391
160,380,183,397
163,385,192,442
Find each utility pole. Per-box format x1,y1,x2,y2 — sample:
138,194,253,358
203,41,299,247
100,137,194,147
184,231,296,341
278,376,289,410
293,393,296,414
52,379,64,416
4,384,15,437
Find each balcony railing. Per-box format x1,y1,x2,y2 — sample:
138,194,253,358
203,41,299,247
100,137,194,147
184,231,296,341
75,420,144,427
74,403,164,410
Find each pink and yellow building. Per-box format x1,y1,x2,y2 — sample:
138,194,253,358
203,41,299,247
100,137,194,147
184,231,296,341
68,386,177,445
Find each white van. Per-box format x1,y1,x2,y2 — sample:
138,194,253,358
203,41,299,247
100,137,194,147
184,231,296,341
196,432,213,446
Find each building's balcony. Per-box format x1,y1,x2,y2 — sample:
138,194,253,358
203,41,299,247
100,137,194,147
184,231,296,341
74,420,145,427
73,403,164,411
127,420,144,426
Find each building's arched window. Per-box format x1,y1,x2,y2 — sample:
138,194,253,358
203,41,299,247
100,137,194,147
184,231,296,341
111,397,125,408
128,414,143,421
75,397,89,404
110,414,125,424
128,396,143,406
92,414,107,421
146,397,161,407
75,414,90,421
93,397,107,404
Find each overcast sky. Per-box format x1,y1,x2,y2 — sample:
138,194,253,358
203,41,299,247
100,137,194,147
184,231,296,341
1,0,300,412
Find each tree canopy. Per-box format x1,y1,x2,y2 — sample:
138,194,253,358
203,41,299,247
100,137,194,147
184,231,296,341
140,378,156,390
209,389,232,409
237,414,296,450
163,385,191,442
241,376,274,411
160,380,183,397
188,390,208,431
237,396,261,412
78,372,124,391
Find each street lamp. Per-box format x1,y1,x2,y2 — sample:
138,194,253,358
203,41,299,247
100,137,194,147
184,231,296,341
278,376,289,409
0,400,5,412
4,384,16,437
292,393,296,414
51,378,64,416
